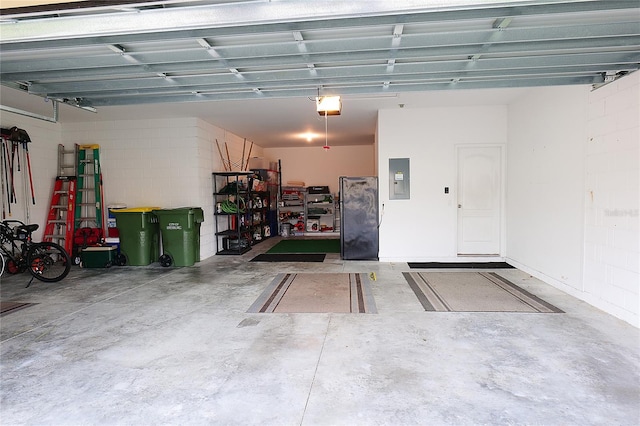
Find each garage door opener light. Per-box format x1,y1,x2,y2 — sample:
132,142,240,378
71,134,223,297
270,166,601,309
316,96,341,116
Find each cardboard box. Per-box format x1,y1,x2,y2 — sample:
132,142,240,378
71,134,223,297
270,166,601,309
248,157,269,170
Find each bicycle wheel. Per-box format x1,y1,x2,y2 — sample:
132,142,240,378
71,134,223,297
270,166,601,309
27,242,71,283
5,257,21,274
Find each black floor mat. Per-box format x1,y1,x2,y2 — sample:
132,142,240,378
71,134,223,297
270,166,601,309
251,253,326,262
408,262,514,269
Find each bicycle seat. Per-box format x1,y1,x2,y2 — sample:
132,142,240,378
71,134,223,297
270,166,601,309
17,224,39,234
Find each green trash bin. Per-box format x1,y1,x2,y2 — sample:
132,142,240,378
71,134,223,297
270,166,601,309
112,207,160,266
153,207,204,267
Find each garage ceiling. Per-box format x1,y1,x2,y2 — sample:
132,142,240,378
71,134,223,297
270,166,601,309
1,0,639,147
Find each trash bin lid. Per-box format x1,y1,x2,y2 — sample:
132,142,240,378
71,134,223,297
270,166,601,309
153,207,204,222
152,207,198,212
115,207,160,213
107,204,127,210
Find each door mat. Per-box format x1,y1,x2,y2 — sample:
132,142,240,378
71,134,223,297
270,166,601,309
0,301,36,316
251,253,326,262
408,262,514,269
248,273,377,313
403,272,563,313
267,239,340,254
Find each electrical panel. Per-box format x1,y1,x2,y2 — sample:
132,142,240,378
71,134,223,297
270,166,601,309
389,158,410,200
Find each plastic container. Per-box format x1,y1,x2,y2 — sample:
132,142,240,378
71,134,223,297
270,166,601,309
80,246,116,268
153,207,204,267
104,237,121,256
281,222,292,237
107,204,127,237
112,207,160,266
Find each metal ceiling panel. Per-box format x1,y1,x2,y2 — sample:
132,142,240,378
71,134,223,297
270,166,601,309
1,0,639,110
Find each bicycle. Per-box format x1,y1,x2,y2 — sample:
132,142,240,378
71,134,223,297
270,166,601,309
0,220,71,286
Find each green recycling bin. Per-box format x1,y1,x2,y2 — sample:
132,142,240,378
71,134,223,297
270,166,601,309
153,207,204,267
112,207,160,266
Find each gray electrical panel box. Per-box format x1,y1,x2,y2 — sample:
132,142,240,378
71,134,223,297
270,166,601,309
389,158,410,200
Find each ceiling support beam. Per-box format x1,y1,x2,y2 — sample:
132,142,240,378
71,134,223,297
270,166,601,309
387,24,403,73
24,50,638,96
1,1,637,108
59,74,604,107
292,30,317,78
2,0,637,49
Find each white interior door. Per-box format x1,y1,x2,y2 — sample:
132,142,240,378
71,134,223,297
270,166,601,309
457,146,502,255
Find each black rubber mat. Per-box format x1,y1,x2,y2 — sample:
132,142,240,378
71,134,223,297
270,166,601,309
408,262,514,269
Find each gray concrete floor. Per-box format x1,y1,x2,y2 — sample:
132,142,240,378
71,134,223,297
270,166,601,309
1,237,639,425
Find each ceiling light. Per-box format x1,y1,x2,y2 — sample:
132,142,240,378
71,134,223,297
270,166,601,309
298,131,317,142
316,96,341,116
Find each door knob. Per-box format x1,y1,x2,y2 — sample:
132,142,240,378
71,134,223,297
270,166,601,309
458,204,462,208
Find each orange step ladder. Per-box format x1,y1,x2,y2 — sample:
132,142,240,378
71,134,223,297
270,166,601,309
43,176,77,254
43,144,78,254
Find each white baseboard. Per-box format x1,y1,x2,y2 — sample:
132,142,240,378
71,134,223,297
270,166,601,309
506,257,639,328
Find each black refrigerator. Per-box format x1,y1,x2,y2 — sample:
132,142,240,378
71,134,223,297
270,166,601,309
339,176,379,260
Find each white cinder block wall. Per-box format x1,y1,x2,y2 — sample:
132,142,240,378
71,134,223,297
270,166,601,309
0,111,61,241
506,85,588,295
376,106,508,262
62,118,262,260
584,73,639,327
506,73,639,327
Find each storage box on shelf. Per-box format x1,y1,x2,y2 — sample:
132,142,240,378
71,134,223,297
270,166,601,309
306,186,335,233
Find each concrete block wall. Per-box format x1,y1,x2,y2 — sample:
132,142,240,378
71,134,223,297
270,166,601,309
506,85,588,293
506,72,639,327
584,72,640,326
62,118,262,261
63,118,202,206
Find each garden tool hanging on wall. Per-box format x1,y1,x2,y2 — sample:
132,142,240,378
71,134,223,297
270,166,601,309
0,129,15,211
0,127,36,220
0,136,8,219
10,127,36,206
